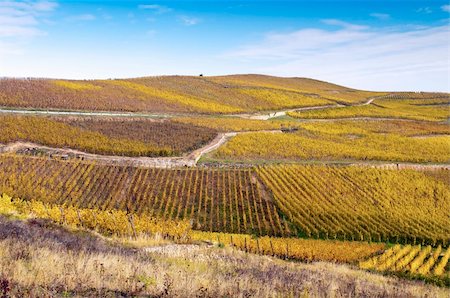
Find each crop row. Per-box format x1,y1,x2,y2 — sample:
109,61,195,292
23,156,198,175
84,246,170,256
360,244,450,278
0,156,287,236
214,123,450,163
256,165,450,246
0,115,217,156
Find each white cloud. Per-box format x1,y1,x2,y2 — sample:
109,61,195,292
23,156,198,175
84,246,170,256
179,15,200,26
224,22,450,91
66,14,96,22
0,0,57,69
370,13,390,20
442,5,450,12
416,7,432,14
138,4,172,14
32,1,58,12
321,19,368,30
0,0,57,38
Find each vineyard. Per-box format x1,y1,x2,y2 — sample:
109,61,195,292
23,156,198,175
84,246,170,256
287,98,450,121
360,244,450,281
193,231,385,263
0,155,287,236
0,75,394,113
1,76,446,117
256,165,450,246
207,74,388,104
213,121,450,163
175,116,302,132
0,115,216,156
0,193,191,240
0,192,385,264
0,155,448,246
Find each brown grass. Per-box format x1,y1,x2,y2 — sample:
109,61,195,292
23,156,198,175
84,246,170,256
0,216,448,297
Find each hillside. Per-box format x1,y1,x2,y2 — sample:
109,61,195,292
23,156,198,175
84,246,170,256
2,215,447,297
0,75,390,113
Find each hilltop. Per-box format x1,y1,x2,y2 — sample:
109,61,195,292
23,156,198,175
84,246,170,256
0,74,392,113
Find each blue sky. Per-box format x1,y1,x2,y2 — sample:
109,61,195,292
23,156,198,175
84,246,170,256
0,1,449,91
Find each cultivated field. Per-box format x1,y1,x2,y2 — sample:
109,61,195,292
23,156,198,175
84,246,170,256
0,156,287,236
257,165,450,245
0,115,216,156
360,244,450,280
1,75,449,295
0,75,347,113
1,156,448,247
288,98,450,121
212,120,450,163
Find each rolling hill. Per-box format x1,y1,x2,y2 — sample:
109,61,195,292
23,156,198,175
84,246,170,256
0,75,392,113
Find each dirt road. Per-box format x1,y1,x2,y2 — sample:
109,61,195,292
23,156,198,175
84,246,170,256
0,94,386,121
0,130,283,168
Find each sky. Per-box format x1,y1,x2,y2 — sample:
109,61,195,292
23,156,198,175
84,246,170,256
0,0,449,92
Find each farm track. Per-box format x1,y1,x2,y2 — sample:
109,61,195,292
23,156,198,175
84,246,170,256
1,94,447,168
1,138,448,170
0,130,283,168
0,95,384,120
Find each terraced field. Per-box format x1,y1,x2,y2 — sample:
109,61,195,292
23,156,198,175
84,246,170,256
212,120,450,163
288,98,450,121
0,75,388,113
360,244,450,279
0,115,217,156
1,155,448,247
256,165,450,246
1,74,449,291
0,156,287,236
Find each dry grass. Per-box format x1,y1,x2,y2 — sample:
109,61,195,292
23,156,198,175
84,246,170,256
0,216,448,297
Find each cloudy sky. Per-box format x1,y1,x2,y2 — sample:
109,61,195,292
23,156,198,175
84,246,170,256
0,0,449,91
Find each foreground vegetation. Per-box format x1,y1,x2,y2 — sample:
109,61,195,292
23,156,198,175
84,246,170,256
2,216,447,297
0,193,385,263
1,192,448,289
359,244,450,286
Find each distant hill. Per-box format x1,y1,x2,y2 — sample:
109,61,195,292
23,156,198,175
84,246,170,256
0,74,446,114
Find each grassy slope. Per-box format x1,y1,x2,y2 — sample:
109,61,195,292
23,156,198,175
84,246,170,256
0,215,447,297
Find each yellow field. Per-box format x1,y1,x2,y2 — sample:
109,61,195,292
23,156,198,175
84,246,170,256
175,117,301,132
237,88,332,109
0,193,190,239
288,99,450,121
105,80,242,113
213,120,450,163
360,244,449,279
256,165,450,246
54,80,102,91
208,75,387,104
0,115,169,156
193,231,385,263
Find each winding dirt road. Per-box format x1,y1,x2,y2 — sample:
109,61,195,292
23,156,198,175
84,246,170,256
0,130,283,168
0,94,384,120
1,94,447,169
